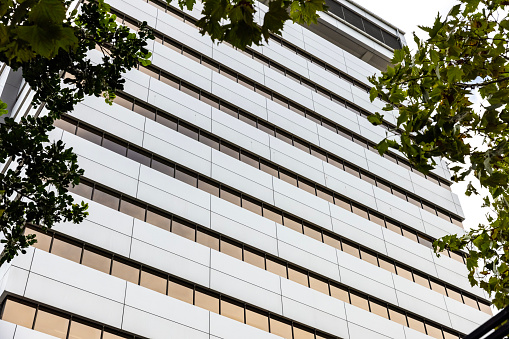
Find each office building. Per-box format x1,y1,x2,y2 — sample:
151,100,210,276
0,0,492,338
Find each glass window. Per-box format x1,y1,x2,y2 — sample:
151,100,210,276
360,171,376,185
370,300,389,319
283,215,302,233
178,122,199,140
2,299,36,328
422,201,436,214
26,228,52,252
140,269,167,294
303,224,322,242
293,325,314,339
446,287,463,303
246,307,269,332
330,284,350,303
156,114,178,130
344,163,359,177
263,206,283,224
386,220,402,235
407,194,422,208
376,179,392,193
310,147,327,162
54,118,77,134
293,138,310,153
167,279,193,303
392,186,407,200
51,237,82,263
199,133,219,150
342,241,360,258
388,308,407,326
68,320,101,339
195,289,219,313
316,187,334,203
260,161,279,177
243,197,262,215
443,330,460,339
172,219,196,241
407,315,426,334
279,171,298,186
93,187,120,210
288,266,308,287
244,248,265,270
360,249,378,266
175,167,197,187
126,147,151,167
334,196,351,211
220,142,240,159
436,209,451,222
449,251,465,264
425,323,444,339
219,102,238,118
68,180,93,199
352,204,369,219
76,125,102,145
350,292,369,311
240,151,259,168
418,234,433,248
275,130,293,144
413,272,430,289
220,298,244,323
323,233,341,250
82,247,111,274
463,295,479,309
113,94,133,110
111,259,140,284
145,208,171,231
181,83,200,100
479,302,492,315
221,187,241,206
266,257,287,278
34,309,69,339
369,212,385,227
430,280,447,296
269,317,293,339
298,178,316,195
102,330,131,339
395,264,413,281
119,198,145,220
309,275,329,295
238,77,254,90
151,157,175,177
378,257,396,274
133,102,156,120
196,229,220,251
202,59,219,72
220,239,243,260
102,136,127,156
402,228,419,242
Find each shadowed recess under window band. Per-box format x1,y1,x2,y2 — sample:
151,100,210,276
109,4,453,190
25,224,468,339
54,115,469,270
0,297,146,339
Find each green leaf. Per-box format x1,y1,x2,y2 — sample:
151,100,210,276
367,112,384,126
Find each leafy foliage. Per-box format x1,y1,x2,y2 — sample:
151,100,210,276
0,0,153,264
368,0,509,308
179,0,326,49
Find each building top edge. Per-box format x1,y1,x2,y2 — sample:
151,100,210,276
342,0,407,35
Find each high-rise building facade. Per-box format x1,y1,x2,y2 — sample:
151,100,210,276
0,0,493,338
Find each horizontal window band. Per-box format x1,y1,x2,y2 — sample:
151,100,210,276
0,296,146,339
111,87,461,230
109,5,452,190
23,225,336,339
26,223,467,339
53,116,489,313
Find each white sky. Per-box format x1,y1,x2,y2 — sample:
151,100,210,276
355,0,490,231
